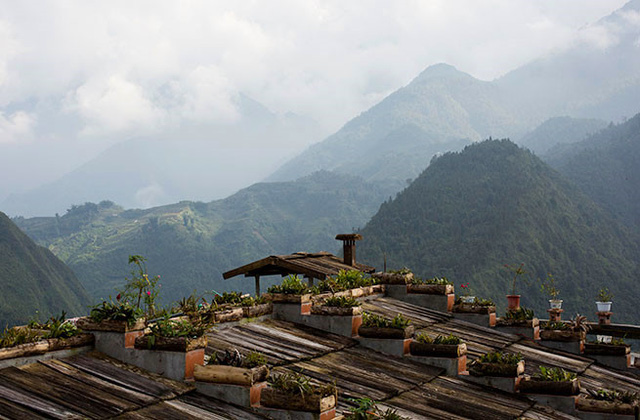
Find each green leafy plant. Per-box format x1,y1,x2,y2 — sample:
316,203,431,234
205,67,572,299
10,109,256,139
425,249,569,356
542,321,570,331
474,297,495,307
361,312,411,329
534,366,576,382
89,299,143,325
476,351,523,365
314,270,374,294
213,291,245,306
267,275,310,295
210,348,267,368
597,287,614,302
346,397,410,420
269,372,336,398
119,255,161,318
504,307,535,321
149,315,210,339
240,295,268,307
587,388,639,404
416,333,461,345
42,311,78,339
540,273,560,300
0,326,41,348
388,268,412,275
504,263,527,295
411,276,452,285
323,296,361,308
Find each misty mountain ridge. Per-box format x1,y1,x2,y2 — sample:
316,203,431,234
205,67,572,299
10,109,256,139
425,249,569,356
15,170,387,301
2,93,325,217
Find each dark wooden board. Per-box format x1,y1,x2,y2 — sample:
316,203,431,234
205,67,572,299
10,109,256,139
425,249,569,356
0,395,51,419
179,392,270,419
63,353,181,399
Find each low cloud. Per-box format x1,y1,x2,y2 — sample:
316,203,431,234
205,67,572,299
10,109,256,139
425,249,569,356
0,110,35,143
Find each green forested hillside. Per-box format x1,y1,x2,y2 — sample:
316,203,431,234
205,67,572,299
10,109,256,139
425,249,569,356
358,139,640,322
518,116,607,156
0,211,91,326
15,171,386,303
547,113,640,228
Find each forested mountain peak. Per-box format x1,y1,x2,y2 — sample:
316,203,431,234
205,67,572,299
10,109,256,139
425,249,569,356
359,139,640,321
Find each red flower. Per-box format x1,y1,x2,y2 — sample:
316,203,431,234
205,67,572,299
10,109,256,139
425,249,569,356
147,291,151,296
116,293,121,301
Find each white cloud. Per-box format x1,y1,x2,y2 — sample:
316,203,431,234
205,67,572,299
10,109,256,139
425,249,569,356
0,110,35,143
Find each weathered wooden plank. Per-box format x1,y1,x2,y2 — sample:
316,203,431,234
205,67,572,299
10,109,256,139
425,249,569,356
506,342,591,376
395,377,533,420
580,364,640,393
375,395,468,420
212,327,319,360
0,383,83,419
40,359,156,406
521,404,581,419
21,362,140,415
179,392,269,419
247,320,354,350
0,396,49,419
64,353,180,399
0,365,124,418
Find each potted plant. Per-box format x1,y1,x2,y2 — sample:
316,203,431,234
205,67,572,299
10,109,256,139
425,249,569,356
135,315,209,351
408,276,454,295
195,349,269,386
345,397,410,420
540,315,590,342
519,366,580,395
584,337,631,357
358,312,414,339
498,307,536,326
266,275,312,303
540,273,562,309
458,282,475,303
596,288,614,312
261,372,337,413
240,295,273,318
311,296,363,316
468,351,524,377
453,297,495,314
504,263,527,310
577,388,639,417
410,333,466,357
372,268,413,285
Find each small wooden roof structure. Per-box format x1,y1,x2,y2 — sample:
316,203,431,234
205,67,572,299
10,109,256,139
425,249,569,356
223,251,375,295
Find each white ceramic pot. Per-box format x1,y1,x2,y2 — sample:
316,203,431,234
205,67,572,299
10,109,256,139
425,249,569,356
460,296,475,304
549,299,563,309
596,301,612,312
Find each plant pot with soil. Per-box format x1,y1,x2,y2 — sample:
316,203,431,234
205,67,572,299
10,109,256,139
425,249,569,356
519,366,580,395
453,297,496,315
372,268,413,285
596,287,613,312
311,296,363,316
135,315,209,351
468,351,525,377
195,349,269,385
357,312,414,339
407,276,454,295
410,333,466,357
577,388,640,417
584,337,631,356
261,372,337,413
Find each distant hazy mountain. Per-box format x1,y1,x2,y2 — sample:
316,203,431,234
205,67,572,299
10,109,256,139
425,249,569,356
268,63,519,193
358,140,640,322
0,211,91,326
15,171,386,301
547,113,640,228
2,94,323,217
497,0,640,125
519,117,608,156
269,1,640,194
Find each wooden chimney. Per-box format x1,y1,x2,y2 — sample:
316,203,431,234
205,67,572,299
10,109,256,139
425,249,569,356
335,234,363,266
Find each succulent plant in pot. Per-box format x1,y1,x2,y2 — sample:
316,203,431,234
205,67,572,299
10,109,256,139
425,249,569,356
596,288,614,312
468,351,525,377
519,366,580,395
540,273,562,309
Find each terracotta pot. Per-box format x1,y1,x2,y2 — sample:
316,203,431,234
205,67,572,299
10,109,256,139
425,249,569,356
506,295,521,310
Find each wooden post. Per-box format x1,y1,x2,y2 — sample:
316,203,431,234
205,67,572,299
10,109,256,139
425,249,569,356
254,275,261,297
306,276,314,288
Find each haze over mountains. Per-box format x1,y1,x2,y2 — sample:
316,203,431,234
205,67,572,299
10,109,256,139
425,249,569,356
3,1,640,324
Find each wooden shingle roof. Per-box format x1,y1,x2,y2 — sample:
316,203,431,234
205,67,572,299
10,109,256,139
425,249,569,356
222,252,375,280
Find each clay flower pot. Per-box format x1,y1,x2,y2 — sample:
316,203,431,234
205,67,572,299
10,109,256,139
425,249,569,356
506,295,521,310
260,388,337,412
358,325,415,339
469,360,525,377
410,341,467,357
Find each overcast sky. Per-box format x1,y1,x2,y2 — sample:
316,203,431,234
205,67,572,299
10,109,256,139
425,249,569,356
0,0,630,198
